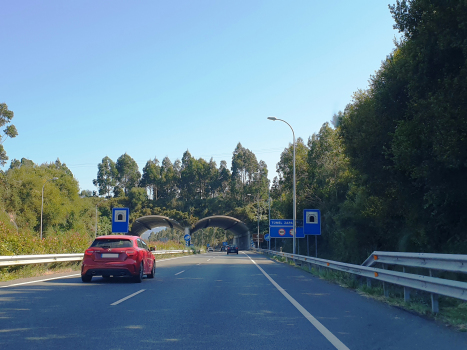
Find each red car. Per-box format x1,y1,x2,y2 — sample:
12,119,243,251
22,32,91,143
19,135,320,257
81,235,156,283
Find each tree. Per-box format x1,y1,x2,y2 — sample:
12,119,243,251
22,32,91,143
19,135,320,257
159,157,179,202
140,157,161,200
231,143,259,204
115,153,141,196
93,156,118,197
0,103,18,166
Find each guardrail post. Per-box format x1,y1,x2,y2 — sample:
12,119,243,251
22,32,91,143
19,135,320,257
403,267,411,302
429,269,439,313
382,264,389,298
366,278,372,288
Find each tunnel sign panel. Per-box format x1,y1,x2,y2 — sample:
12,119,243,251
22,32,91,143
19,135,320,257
303,209,321,235
112,208,129,233
269,219,304,238
184,233,191,241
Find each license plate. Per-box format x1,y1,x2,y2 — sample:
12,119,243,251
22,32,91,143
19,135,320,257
102,253,119,258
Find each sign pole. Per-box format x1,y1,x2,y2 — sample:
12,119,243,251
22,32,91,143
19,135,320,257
307,235,309,256
315,235,318,258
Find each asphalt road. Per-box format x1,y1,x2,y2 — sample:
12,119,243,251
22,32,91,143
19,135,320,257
0,251,466,350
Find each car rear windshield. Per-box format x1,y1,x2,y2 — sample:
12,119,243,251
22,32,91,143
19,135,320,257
91,239,133,248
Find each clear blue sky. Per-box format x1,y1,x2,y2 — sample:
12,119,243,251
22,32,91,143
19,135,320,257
1,1,399,192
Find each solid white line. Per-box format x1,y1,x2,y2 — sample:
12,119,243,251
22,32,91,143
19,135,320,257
174,270,185,275
243,252,350,350
0,274,81,288
111,289,145,306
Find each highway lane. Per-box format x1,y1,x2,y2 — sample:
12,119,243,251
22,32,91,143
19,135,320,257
0,251,466,349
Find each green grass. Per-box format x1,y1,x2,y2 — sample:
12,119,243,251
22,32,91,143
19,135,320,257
0,261,82,282
264,252,467,332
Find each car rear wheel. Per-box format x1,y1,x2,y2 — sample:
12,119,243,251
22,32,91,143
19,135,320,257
81,275,92,283
134,263,144,283
148,263,155,279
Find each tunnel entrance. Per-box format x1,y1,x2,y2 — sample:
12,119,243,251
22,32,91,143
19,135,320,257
130,215,251,250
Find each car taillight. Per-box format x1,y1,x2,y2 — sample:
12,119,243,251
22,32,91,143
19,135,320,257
84,249,94,256
126,250,137,257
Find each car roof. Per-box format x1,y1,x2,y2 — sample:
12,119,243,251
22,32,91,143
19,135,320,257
95,235,137,240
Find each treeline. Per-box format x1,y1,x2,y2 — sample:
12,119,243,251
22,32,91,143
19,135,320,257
0,158,96,255
275,0,467,262
92,142,270,230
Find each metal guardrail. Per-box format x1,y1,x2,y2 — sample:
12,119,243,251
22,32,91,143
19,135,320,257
0,253,84,267
257,249,467,312
0,250,193,267
362,251,467,273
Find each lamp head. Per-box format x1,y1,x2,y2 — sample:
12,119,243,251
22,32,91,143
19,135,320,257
267,116,277,121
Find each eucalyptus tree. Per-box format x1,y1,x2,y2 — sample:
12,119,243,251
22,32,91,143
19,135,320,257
179,150,198,203
93,156,118,197
231,143,259,204
0,103,18,166
160,156,178,202
140,157,161,200
115,153,141,196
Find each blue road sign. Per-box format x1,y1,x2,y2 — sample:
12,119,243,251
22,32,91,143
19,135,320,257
265,234,271,241
112,208,129,233
222,242,228,246
184,233,191,241
207,243,210,247
303,209,321,235
269,219,305,238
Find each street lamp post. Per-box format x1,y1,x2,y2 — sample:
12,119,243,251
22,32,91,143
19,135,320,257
40,177,58,240
268,182,271,251
248,193,261,249
257,198,260,249
267,116,296,255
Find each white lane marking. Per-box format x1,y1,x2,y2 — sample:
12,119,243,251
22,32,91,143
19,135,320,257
244,252,350,350
157,255,193,263
207,259,211,261
197,263,201,265
175,270,185,276
111,289,145,306
0,274,81,288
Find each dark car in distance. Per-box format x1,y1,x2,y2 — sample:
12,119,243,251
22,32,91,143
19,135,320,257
227,245,238,254
81,235,156,283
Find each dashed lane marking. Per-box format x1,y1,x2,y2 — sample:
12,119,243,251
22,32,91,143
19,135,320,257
111,289,145,306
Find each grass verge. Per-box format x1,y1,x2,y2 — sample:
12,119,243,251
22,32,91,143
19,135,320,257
0,253,195,282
